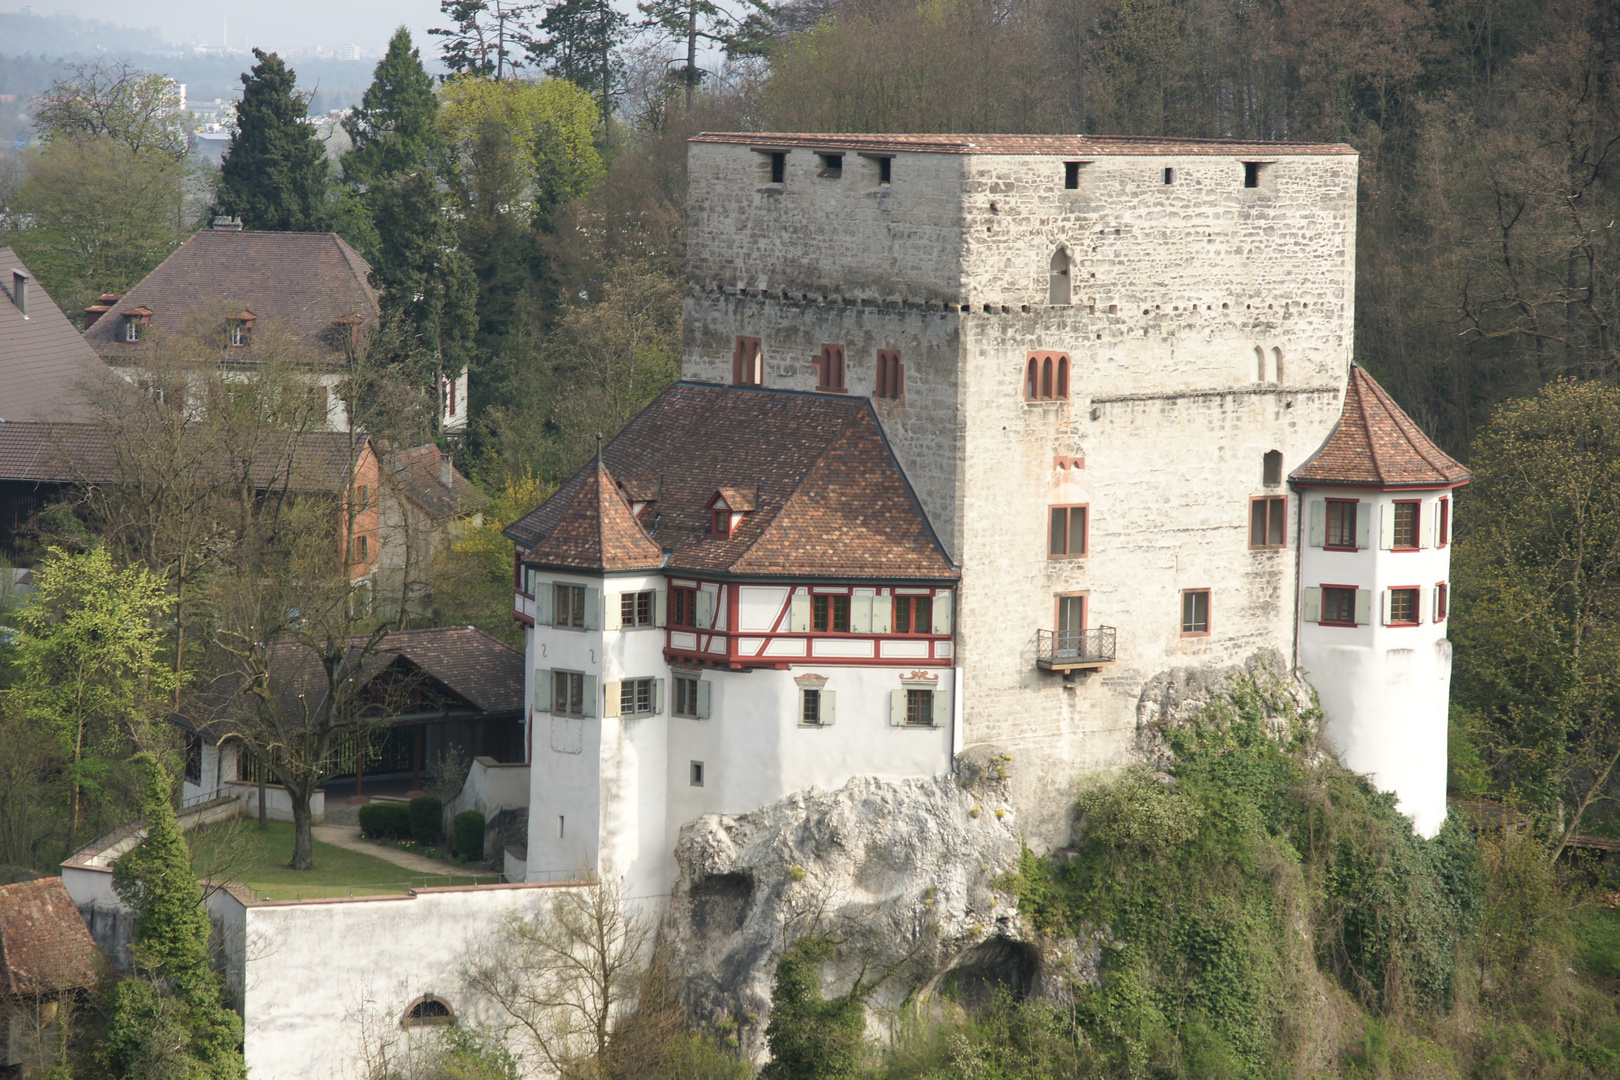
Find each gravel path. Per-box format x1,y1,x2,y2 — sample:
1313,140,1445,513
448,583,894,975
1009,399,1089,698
309,825,454,875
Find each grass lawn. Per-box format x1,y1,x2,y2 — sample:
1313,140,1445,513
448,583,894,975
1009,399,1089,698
1573,904,1620,980
189,820,422,901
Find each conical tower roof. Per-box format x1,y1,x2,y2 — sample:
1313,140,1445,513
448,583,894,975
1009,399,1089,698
524,457,664,571
1292,365,1470,489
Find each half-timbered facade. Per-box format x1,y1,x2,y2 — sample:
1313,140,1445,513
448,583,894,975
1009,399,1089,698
506,384,958,897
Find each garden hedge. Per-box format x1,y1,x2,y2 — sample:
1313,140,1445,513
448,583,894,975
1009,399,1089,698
409,795,443,846
453,810,485,861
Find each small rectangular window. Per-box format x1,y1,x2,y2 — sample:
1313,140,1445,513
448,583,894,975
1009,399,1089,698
1434,582,1448,622
1437,498,1450,547
553,671,586,716
893,595,934,634
620,677,656,716
801,688,821,725
818,153,843,177
621,590,655,627
1249,497,1286,549
1064,161,1081,189
905,688,934,727
671,586,698,627
879,157,891,183
1163,166,1175,185
1393,501,1420,549
874,349,903,399
815,344,846,392
770,152,785,183
559,815,566,838
124,319,141,342
811,594,850,633
1048,505,1088,557
1321,586,1357,626
673,674,706,718
1388,587,1419,625
690,761,705,786
555,583,586,627
1326,500,1358,550
1181,589,1209,635
1244,162,1260,188
732,336,763,387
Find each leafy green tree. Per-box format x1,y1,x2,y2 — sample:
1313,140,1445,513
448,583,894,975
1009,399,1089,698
215,49,331,231
531,0,630,123
759,936,867,1080
14,547,178,847
107,753,244,1079
1451,379,1620,856
636,0,767,110
7,134,190,318
341,28,444,190
32,57,195,160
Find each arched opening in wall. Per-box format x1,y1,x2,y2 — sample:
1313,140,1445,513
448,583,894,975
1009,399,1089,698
1041,357,1054,399
1026,358,1039,400
1263,450,1283,487
1271,347,1283,383
941,937,1041,1009
1254,345,1265,382
1049,248,1071,306
1057,356,1069,399
401,996,454,1028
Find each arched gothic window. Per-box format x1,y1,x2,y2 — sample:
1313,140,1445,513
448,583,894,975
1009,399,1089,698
1026,359,1039,400
1024,352,1071,402
1041,357,1053,398
1255,346,1266,382
1057,356,1069,399
1271,347,1283,383
1048,248,1071,306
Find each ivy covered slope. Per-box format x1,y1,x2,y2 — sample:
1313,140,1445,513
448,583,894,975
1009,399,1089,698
998,664,1620,1080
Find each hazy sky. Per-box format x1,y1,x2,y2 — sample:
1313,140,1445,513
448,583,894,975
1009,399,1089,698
10,0,448,54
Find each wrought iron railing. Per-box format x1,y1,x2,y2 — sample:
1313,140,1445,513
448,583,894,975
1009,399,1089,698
1036,626,1117,668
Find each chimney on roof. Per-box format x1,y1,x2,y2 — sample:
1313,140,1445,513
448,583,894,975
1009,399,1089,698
211,215,243,231
10,270,27,318
439,452,453,489
83,292,122,328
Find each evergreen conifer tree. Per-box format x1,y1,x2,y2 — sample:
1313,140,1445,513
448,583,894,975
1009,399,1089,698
106,754,245,1079
342,28,444,188
215,49,331,231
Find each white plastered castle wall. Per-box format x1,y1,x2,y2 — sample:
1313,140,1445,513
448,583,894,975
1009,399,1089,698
682,142,1360,846
1298,489,1455,837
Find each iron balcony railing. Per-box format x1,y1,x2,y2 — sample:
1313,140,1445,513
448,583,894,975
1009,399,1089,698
1036,626,1117,670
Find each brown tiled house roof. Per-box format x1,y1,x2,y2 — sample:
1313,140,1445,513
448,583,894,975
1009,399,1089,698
1292,365,1470,489
691,132,1356,156
0,249,113,422
82,230,379,361
383,444,490,522
506,384,956,580
0,877,100,996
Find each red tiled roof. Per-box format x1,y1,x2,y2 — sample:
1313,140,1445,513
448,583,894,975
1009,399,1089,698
82,229,380,360
525,458,665,572
690,132,1356,156
507,384,956,580
0,877,99,996
383,444,489,522
1292,365,1470,489
0,249,114,423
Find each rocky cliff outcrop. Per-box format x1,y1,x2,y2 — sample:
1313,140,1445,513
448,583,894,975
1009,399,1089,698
661,761,1093,1061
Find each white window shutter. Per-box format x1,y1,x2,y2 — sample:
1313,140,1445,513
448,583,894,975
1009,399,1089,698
790,592,810,632
605,594,622,631
932,591,953,634
695,679,711,719
654,678,665,714
1379,504,1393,550
1380,589,1392,626
582,673,598,717
851,593,873,633
602,680,622,717
933,680,952,730
1356,504,1372,549
890,689,906,726
1308,500,1325,547
654,589,668,627
873,596,892,634
533,668,551,712
1355,589,1372,626
1419,502,1432,549
534,583,553,625
696,590,715,629
822,690,835,725
1417,587,1427,625
1303,588,1321,623
584,586,602,630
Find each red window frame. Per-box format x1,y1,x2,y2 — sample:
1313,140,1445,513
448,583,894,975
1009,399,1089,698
1054,591,1087,636
732,336,763,387
1320,584,1358,627
1249,496,1286,549
875,349,904,399
670,586,698,628
710,509,733,537
812,594,851,633
1434,581,1448,623
1392,500,1420,550
1180,589,1210,637
814,344,847,392
1387,586,1420,626
1437,497,1450,548
1024,352,1070,401
1326,498,1359,551
1048,504,1088,558
893,593,934,634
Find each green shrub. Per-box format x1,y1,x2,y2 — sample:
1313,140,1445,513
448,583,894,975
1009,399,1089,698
358,802,410,839
453,809,485,860
410,795,443,845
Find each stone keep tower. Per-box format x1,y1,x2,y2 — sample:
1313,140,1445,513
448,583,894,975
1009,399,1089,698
682,133,1367,843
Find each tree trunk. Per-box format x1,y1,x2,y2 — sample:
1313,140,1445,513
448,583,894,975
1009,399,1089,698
289,791,315,871
685,7,698,113
258,774,268,831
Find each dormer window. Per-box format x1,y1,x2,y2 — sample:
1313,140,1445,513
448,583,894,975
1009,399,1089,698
616,477,658,520
121,306,153,342
125,319,141,342
706,487,757,538
228,309,256,347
